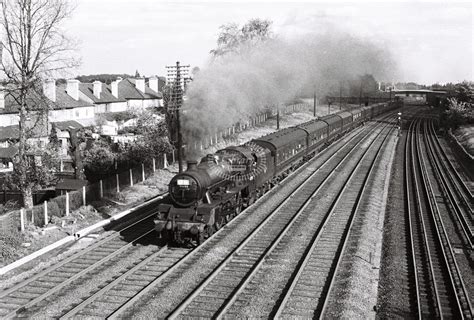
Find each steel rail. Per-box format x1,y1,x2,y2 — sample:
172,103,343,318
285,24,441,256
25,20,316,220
0,208,158,300
405,119,423,319
59,246,194,319
3,227,157,319
410,118,443,318
168,118,394,319
318,121,396,317
274,119,394,319
107,115,391,319
421,120,473,318
427,121,473,248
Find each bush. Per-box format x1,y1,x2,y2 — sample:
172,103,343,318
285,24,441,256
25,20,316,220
51,195,67,216
0,230,25,262
69,190,83,211
47,201,61,218
25,205,44,226
0,200,20,216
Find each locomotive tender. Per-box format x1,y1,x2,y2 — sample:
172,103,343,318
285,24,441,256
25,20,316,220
155,101,400,244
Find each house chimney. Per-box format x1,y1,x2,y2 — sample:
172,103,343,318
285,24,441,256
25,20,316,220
43,79,56,102
0,86,4,109
93,80,102,99
111,80,119,98
148,77,158,92
66,79,80,101
135,78,145,93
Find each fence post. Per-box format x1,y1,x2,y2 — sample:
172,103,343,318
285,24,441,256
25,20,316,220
99,180,103,198
20,208,25,232
142,163,145,182
152,158,156,172
130,169,133,187
116,174,120,193
172,150,175,163
31,206,34,224
82,186,86,206
164,154,168,169
44,200,48,226
65,192,70,216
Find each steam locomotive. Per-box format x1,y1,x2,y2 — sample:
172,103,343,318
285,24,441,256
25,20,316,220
155,101,400,244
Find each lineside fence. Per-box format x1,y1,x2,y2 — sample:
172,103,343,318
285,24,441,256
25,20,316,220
187,103,309,152
0,103,309,234
0,153,173,234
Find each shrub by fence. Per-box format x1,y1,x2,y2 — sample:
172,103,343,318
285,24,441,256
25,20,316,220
0,152,172,233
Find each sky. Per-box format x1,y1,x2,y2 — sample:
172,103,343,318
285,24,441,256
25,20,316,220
65,0,473,85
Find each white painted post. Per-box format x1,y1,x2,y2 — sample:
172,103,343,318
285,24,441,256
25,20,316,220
141,163,145,181
129,169,133,187
164,154,168,169
20,208,25,232
99,180,103,198
44,201,48,226
82,186,86,206
232,126,235,134
152,158,156,172
215,133,218,144
172,150,175,163
65,192,70,216
200,141,203,150
31,206,34,224
116,174,120,193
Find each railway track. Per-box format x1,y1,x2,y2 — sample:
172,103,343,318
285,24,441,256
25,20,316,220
425,120,473,249
405,117,473,319
107,116,396,319
1,115,395,319
0,202,161,318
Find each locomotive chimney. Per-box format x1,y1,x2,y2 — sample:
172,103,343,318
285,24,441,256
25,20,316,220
187,161,198,171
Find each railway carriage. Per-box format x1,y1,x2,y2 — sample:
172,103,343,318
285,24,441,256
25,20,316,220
154,100,401,245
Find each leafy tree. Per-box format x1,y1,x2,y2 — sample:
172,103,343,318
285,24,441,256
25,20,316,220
67,128,86,180
210,18,273,57
49,123,61,151
0,0,78,208
83,139,116,177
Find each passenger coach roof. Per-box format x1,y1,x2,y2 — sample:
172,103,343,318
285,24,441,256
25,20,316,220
298,119,328,133
318,114,341,125
252,127,307,149
337,111,353,120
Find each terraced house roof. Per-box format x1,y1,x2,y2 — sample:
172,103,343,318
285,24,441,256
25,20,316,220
79,83,126,104
116,79,162,100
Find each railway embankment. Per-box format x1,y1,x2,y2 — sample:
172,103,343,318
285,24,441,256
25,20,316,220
0,107,328,277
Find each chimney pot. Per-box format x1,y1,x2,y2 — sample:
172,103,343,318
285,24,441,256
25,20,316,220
66,79,80,101
148,77,159,92
111,80,119,98
93,80,102,99
43,79,56,102
135,78,145,93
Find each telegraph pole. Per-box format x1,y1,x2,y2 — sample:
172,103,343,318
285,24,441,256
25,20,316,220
166,61,190,173
313,91,317,117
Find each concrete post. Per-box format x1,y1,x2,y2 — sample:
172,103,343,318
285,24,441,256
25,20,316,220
129,169,133,187
82,186,86,206
172,150,175,163
142,163,145,181
20,208,25,232
99,180,103,198
164,154,168,169
31,207,34,224
44,201,48,226
152,158,156,172
116,174,120,193
65,192,70,216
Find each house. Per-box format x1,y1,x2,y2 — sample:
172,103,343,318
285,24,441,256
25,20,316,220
45,79,96,127
0,145,17,173
110,77,162,110
51,120,84,157
78,81,128,113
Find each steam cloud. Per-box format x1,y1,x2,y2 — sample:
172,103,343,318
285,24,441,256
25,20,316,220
182,29,396,145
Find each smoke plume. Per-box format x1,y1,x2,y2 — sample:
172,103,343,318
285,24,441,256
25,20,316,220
182,28,396,145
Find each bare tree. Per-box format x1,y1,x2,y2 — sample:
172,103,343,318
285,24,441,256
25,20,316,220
0,0,79,208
